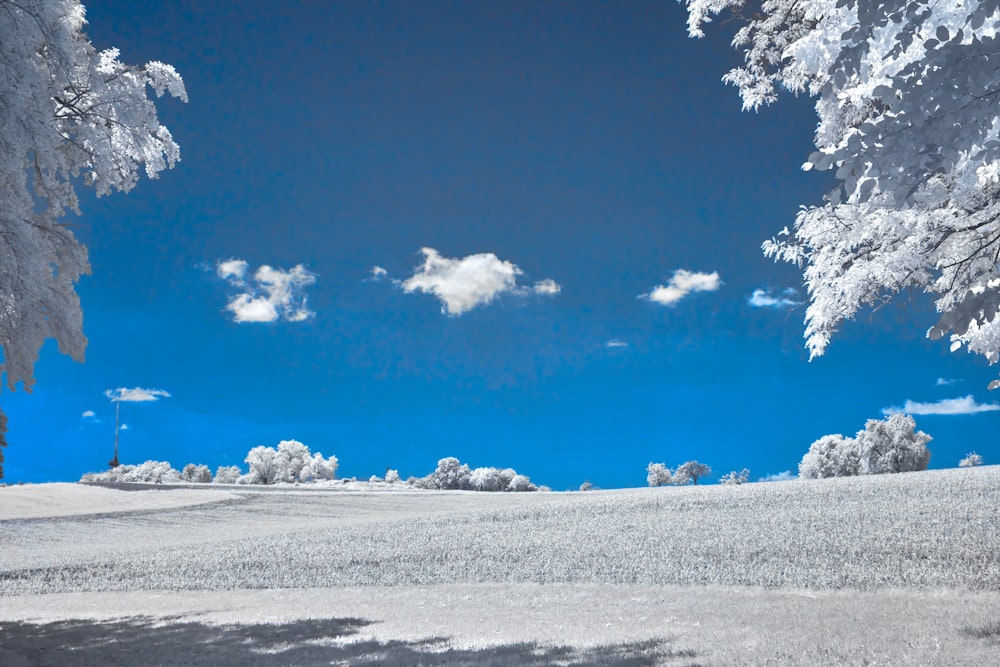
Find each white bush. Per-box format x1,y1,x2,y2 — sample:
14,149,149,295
960,452,984,468
719,468,750,485
646,462,672,487
181,463,212,483
307,451,338,481
799,434,860,479
213,465,242,484
418,458,536,491
81,460,181,484
385,469,401,484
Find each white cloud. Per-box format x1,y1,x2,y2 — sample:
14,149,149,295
399,248,560,316
642,269,721,306
81,410,96,419
606,339,629,348
120,423,129,431
935,377,961,386
758,470,796,483
370,266,388,281
217,258,249,282
748,287,801,309
105,387,171,403
533,279,561,296
882,395,1000,416
217,259,316,323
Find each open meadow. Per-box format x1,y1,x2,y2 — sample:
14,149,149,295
2,467,999,665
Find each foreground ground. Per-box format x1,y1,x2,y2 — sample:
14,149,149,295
2,468,999,665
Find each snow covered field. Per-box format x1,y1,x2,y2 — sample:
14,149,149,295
2,468,999,665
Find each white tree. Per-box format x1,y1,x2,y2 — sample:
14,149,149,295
719,468,750,485
307,451,338,481
181,463,212,483
798,434,860,479
213,465,242,484
646,462,673,487
683,0,1000,387
799,415,931,478
960,452,984,468
856,414,932,475
275,439,311,482
676,461,712,485
0,0,185,412
244,446,280,485
385,468,401,484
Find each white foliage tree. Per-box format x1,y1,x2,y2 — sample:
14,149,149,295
244,445,281,485
676,461,712,485
0,0,186,406
213,465,242,484
799,415,931,478
385,469,401,484
646,462,673,487
684,0,1000,386
275,439,311,482
960,452,984,467
856,414,932,475
798,434,861,479
181,463,212,483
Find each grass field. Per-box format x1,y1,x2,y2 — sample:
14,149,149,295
2,467,999,665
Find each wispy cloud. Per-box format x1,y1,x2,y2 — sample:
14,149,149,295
882,395,1000,416
396,248,560,316
216,259,316,323
935,377,961,386
82,410,96,419
748,287,801,309
605,339,629,348
641,270,721,306
758,470,796,483
105,387,171,403
369,266,388,281
532,278,561,296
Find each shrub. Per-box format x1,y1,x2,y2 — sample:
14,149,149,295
960,452,984,468
385,469,401,484
213,465,242,484
799,434,859,479
417,458,536,491
81,460,181,484
181,463,212,483
719,468,750,485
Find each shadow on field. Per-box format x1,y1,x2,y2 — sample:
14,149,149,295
0,616,699,666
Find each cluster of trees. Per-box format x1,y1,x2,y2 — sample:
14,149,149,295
80,449,542,492
242,440,338,484
81,440,338,485
410,457,538,492
646,460,712,487
798,414,932,479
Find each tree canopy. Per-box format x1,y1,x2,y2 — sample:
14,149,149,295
685,0,1000,386
0,0,186,393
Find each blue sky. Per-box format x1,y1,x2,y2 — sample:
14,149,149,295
4,0,999,489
